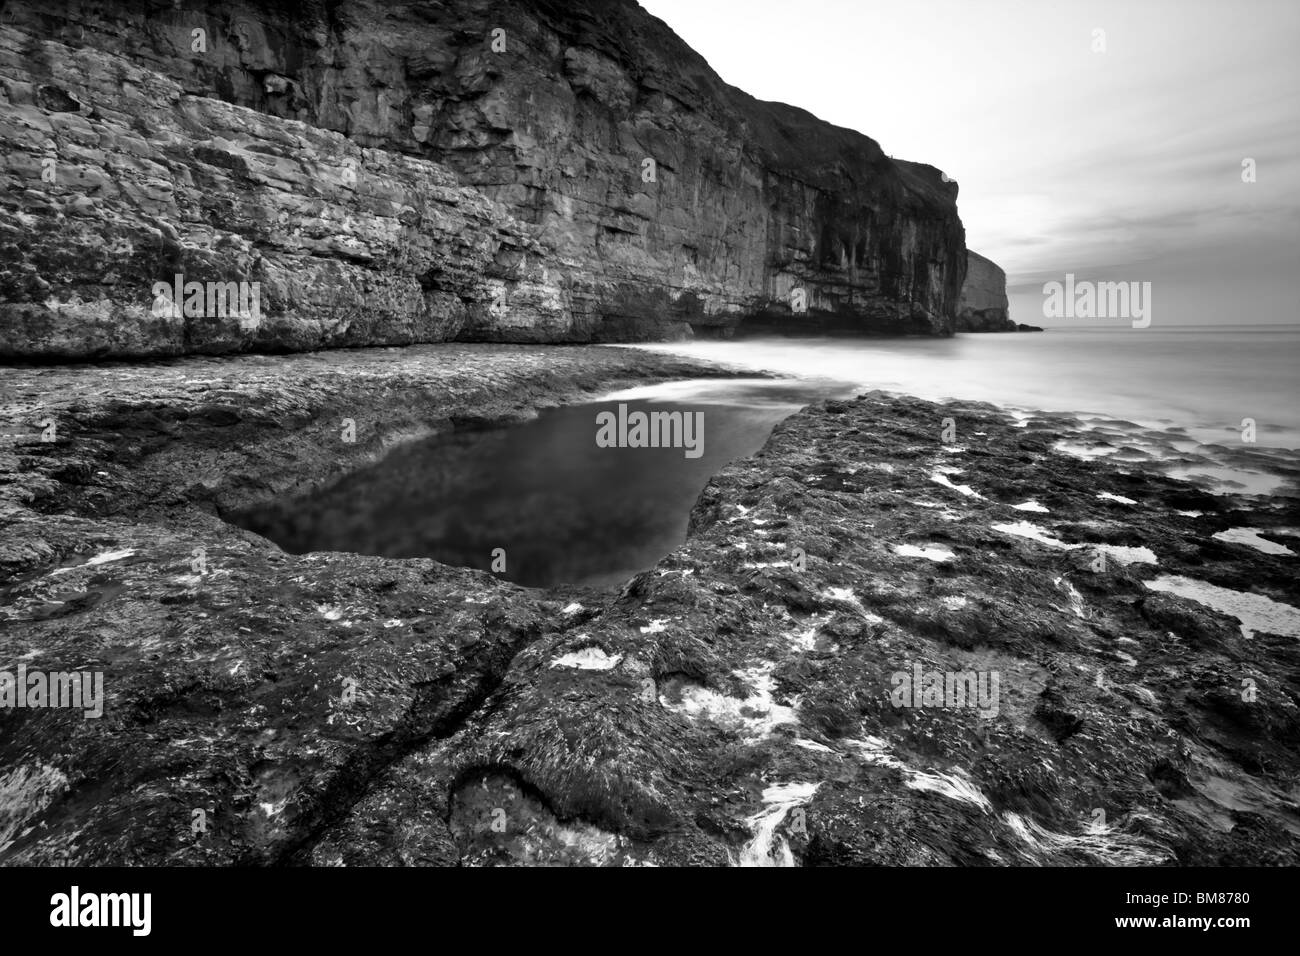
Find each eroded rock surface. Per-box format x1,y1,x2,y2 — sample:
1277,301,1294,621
0,344,731,864
1,0,970,359
3,354,1296,866
360,397,1299,867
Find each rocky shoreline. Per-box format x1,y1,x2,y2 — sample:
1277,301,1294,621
3,346,1298,866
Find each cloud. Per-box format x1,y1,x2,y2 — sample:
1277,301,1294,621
642,0,1300,323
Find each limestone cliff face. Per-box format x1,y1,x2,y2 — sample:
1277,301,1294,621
956,250,1012,331
0,0,969,359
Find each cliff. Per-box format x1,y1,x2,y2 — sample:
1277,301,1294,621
956,249,1039,332
956,250,1009,330
0,0,969,360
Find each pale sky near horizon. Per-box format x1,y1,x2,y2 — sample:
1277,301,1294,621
638,0,1300,325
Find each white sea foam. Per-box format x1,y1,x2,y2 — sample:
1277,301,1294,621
994,521,1070,549
50,549,136,574
845,738,991,812
994,522,1156,565
738,782,820,867
551,647,622,671
930,470,984,499
894,543,956,563
661,663,798,738
1144,575,1300,638
1053,576,1088,619
1001,811,1169,865
1096,492,1137,505
822,588,884,622
1212,528,1295,556
1164,466,1283,497
1097,544,1158,566
793,738,836,754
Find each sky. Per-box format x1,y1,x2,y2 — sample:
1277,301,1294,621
638,0,1300,326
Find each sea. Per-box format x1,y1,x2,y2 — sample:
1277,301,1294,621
235,325,1300,587
627,325,1300,452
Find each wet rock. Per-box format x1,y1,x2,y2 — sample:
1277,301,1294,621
0,344,739,864
2,355,1297,866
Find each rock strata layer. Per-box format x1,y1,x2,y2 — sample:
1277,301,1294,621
1,0,974,359
3,350,1297,865
956,250,1036,332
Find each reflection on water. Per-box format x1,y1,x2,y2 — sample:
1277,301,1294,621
233,384,829,588
627,329,1300,498
234,328,1300,588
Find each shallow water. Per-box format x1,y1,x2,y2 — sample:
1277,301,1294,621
629,327,1300,497
234,382,828,588
236,327,1298,587
630,325,1300,450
